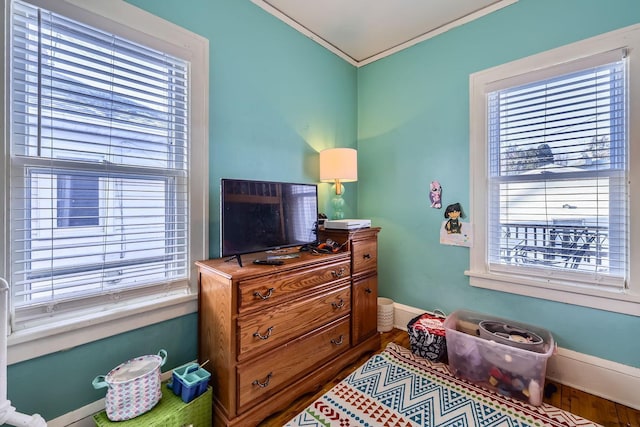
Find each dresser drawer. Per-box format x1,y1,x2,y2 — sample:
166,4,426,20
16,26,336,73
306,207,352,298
237,260,350,313
237,318,350,412
237,283,350,359
352,240,377,274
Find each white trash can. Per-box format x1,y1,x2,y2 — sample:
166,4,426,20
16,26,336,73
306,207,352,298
377,297,394,332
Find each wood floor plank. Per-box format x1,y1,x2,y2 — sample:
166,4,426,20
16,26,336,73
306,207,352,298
542,379,563,408
559,383,574,412
257,329,639,426
616,402,640,427
566,387,621,426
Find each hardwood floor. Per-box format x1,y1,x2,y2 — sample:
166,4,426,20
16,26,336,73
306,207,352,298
258,328,640,427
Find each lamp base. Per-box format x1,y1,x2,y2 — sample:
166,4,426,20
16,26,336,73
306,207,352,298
331,184,346,220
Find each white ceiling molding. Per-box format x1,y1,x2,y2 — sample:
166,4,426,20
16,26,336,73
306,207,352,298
251,0,518,67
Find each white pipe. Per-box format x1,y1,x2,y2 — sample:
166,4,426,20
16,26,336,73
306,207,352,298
0,278,47,427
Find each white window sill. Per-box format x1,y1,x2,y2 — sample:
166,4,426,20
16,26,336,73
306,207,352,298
7,293,198,365
466,270,640,316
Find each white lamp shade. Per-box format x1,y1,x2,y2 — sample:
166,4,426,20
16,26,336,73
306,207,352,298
319,148,358,182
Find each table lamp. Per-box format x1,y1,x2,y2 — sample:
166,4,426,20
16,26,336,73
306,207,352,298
319,148,357,219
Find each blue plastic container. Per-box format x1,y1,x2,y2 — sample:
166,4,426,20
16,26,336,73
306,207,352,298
168,363,211,403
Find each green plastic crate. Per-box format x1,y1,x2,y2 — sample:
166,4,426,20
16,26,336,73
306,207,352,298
93,382,212,426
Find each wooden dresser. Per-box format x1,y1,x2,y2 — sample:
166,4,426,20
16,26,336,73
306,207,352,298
196,227,380,426
317,226,381,344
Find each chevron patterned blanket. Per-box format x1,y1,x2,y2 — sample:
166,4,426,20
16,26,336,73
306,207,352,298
285,343,600,427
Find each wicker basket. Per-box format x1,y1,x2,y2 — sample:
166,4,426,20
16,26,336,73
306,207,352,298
92,349,167,421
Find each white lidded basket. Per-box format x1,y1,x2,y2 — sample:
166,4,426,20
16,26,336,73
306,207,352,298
92,349,167,421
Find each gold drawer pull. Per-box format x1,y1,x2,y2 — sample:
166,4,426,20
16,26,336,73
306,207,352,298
252,372,273,388
331,298,345,309
253,326,274,340
363,253,371,259
331,267,346,278
253,287,275,300
331,335,344,345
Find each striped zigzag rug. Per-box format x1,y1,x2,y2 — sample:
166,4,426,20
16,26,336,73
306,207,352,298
285,343,600,427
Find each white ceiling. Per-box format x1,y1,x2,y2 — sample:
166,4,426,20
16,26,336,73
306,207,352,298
251,0,517,66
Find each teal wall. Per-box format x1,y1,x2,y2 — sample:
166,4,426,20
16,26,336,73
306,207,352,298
357,0,640,368
6,0,357,421
127,0,359,253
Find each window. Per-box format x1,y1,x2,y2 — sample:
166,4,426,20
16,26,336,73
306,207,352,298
56,173,99,228
2,0,208,348
468,25,640,315
288,184,318,242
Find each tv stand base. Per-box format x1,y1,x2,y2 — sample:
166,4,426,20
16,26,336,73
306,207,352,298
224,254,243,267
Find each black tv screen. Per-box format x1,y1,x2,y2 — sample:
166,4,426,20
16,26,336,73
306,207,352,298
221,179,318,257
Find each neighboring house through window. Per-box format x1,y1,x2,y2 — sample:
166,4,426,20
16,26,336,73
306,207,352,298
468,24,640,315
56,173,99,228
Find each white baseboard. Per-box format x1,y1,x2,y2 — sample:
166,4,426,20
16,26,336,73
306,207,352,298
47,400,104,427
391,302,640,410
546,347,640,410
392,302,427,329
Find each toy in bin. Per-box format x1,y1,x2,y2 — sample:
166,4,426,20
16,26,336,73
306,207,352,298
479,320,545,352
407,311,447,362
168,361,211,403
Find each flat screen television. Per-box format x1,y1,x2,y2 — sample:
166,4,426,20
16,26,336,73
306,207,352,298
220,179,318,259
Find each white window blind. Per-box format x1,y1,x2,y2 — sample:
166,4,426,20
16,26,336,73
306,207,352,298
9,0,191,326
486,52,628,289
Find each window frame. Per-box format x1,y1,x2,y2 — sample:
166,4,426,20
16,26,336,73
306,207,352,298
467,24,640,316
1,0,209,363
